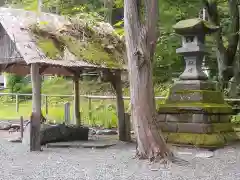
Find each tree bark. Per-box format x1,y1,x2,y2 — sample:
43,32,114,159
38,0,42,12
228,5,240,98
124,0,172,161
104,0,113,24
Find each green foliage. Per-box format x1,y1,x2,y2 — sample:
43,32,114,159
8,0,233,83
232,115,240,124
113,20,124,37
8,0,205,83
9,0,103,15
36,37,63,59
20,84,32,94
60,36,120,67
114,0,123,8
6,74,25,93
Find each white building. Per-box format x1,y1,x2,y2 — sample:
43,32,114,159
0,73,6,88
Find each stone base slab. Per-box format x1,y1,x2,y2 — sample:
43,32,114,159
158,122,234,134
166,80,222,104
167,90,224,104
157,113,231,123
163,132,238,148
171,80,217,91
158,103,232,115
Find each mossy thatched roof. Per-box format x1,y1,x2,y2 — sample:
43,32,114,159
0,8,126,70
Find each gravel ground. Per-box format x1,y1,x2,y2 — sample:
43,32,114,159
1,132,240,180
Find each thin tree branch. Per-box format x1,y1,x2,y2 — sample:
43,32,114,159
226,0,239,65
202,0,220,25
202,0,227,61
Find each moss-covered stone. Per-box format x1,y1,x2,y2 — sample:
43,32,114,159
173,18,219,34
158,102,232,114
158,88,232,114
211,123,234,133
163,132,238,148
159,123,234,133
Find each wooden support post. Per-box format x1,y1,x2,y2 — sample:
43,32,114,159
73,74,81,126
45,95,48,115
30,63,41,151
88,97,93,126
20,116,24,139
111,70,131,141
16,94,19,112
124,113,131,141
64,102,71,125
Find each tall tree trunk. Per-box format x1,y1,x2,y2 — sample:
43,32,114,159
203,0,239,91
104,0,113,24
124,0,172,161
228,5,240,98
38,0,42,12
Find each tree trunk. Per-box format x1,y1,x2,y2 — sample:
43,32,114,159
124,0,172,161
203,0,239,91
38,0,42,12
228,5,240,97
215,42,229,90
104,0,113,24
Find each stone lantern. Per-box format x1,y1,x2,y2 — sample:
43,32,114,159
174,19,216,81
157,18,237,148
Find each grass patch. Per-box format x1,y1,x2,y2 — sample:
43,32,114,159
0,95,166,128
0,77,169,127
0,98,124,128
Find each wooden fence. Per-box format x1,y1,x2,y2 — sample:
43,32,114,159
0,92,239,122
0,92,163,111
0,93,164,124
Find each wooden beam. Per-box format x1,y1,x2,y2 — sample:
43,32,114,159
39,65,49,74
110,70,131,142
30,63,42,151
65,67,80,75
73,73,81,126
2,63,15,71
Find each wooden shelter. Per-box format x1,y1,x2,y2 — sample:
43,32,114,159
0,8,130,151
